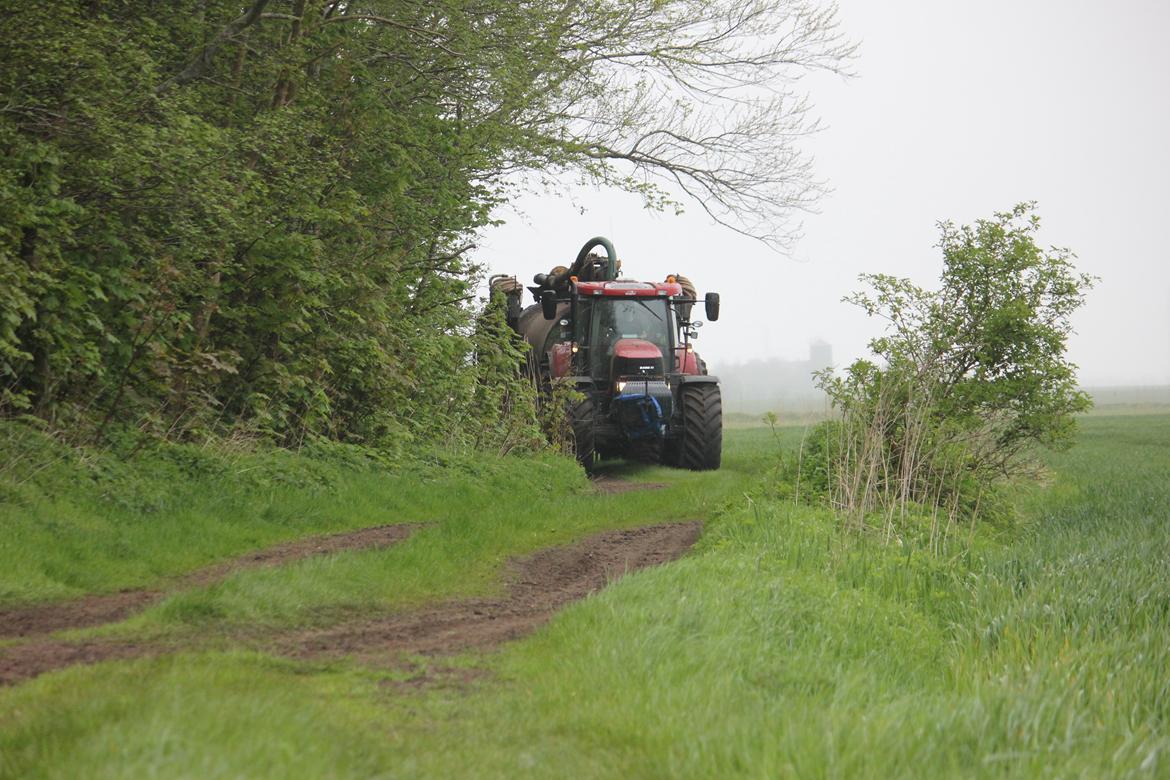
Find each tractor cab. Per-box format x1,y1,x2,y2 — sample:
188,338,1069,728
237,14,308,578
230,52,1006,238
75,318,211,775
573,280,678,374
570,280,682,444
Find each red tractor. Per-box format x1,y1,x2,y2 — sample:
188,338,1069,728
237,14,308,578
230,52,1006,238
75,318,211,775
492,237,722,471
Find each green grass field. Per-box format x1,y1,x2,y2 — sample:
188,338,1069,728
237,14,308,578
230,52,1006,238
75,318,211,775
0,423,774,625
1,416,1168,778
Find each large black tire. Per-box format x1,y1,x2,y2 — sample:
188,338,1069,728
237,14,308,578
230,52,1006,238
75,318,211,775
671,383,722,470
624,437,663,465
570,395,596,472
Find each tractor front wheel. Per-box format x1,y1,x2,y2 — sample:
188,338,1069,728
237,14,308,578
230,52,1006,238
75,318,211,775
625,437,663,465
669,383,722,470
570,394,596,472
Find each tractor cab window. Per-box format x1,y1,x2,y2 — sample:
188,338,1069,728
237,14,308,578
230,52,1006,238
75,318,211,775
584,298,671,377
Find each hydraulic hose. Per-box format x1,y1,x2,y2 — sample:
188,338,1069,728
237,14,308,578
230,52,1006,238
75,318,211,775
572,237,618,281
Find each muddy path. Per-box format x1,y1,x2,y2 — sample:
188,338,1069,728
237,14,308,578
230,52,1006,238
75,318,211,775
278,520,701,660
1,479,659,640
0,521,701,687
0,524,418,640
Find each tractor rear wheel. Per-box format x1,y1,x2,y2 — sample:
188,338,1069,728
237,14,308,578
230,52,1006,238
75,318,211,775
570,395,596,472
671,383,722,470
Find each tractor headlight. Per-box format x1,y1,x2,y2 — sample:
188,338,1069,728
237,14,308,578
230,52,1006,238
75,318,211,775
616,380,627,393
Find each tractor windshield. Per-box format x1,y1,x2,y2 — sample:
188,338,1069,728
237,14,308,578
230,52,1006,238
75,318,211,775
580,298,672,378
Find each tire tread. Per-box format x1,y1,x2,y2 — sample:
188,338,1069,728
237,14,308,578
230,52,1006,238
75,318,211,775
676,384,722,470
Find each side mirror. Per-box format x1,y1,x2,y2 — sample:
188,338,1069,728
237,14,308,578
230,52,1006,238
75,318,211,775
541,290,558,320
704,292,720,322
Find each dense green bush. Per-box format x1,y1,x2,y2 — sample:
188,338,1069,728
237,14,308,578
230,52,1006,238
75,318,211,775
812,205,1094,542
1,2,527,447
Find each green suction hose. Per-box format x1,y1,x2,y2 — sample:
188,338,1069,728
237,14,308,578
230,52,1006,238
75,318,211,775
573,237,618,281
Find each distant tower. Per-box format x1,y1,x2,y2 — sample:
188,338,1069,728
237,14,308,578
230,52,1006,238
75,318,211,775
809,339,832,371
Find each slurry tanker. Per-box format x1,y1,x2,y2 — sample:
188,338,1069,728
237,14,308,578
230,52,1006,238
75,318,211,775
491,237,722,471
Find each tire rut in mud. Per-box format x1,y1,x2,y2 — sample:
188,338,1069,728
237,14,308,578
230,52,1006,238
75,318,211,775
0,524,418,640
280,520,702,661
0,521,701,687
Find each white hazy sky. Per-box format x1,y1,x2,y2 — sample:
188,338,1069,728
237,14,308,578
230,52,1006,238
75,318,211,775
473,0,1170,387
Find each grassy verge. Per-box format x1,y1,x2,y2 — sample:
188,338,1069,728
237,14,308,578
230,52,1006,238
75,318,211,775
2,416,1167,778
0,423,776,630
371,415,1169,778
0,423,552,606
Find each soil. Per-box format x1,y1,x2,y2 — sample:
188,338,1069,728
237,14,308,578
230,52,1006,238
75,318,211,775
0,639,158,687
277,521,702,661
0,521,701,687
590,475,667,494
0,524,418,640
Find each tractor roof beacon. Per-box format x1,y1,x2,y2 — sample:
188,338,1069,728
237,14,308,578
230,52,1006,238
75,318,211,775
490,237,722,472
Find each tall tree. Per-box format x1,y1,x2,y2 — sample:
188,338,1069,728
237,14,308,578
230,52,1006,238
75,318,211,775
0,1,853,445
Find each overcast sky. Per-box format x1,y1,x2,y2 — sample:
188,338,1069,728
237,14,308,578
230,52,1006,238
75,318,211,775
473,0,1170,388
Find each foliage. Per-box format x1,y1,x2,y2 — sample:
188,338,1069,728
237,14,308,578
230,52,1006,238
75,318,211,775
814,204,1095,540
0,1,853,450
535,378,585,457
469,292,543,455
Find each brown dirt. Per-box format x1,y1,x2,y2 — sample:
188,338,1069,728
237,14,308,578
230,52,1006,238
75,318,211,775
278,521,702,661
0,524,417,640
0,639,161,686
590,475,667,494
0,521,701,687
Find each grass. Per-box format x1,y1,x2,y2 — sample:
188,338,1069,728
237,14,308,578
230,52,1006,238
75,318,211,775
383,416,1169,778
0,422,777,633
2,416,1168,777
131,434,779,634
0,424,543,605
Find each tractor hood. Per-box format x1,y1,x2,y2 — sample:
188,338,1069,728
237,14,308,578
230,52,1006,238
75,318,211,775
613,338,662,361
611,339,665,379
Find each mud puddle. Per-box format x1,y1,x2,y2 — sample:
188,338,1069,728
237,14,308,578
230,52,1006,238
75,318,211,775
0,524,417,640
0,521,701,687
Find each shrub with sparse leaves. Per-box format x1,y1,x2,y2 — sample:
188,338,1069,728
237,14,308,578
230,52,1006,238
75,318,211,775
812,204,1095,543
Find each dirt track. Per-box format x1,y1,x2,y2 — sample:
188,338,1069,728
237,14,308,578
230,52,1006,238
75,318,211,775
0,521,701,687
0,475,661,639
279,521,701,660
0,524,417,640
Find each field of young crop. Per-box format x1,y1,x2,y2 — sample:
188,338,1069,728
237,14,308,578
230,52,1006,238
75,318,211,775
1,414,1167,778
